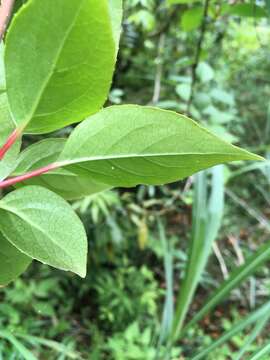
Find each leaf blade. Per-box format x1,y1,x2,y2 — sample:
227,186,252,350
0,186,87,277
5,0,116,133
13,138,110,199
0,232,31,286
58,105,262,188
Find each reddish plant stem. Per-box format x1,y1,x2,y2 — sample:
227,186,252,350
0,128,21,160
0,162,60,189
0,0,15,41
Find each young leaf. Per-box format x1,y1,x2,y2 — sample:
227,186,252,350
0,186,87,277
5,0,116,134
0,232,31,286
58,105,262,188
13,139,110,199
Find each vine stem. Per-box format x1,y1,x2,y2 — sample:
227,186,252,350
0,0,15,41
0,162,61,189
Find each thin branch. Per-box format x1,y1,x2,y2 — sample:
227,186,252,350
152,33,165,105
0,0,15,41
186,0,211,115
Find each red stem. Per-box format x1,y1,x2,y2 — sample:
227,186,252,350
0,162,60,189
0,0,15,41
0,128,21,160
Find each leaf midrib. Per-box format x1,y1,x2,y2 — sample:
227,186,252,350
59,151,255,166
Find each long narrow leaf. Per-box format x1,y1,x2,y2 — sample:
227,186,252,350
191,301,270,360
182,239,270,334
233,315,270,360
0,331,37,360
172,166,224,340
15,334,81,359
247,342,270,360
159,221,174,343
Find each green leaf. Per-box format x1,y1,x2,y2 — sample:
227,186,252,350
14,139,65,174
5,0,116,134
13,139,110,199
58,105,262,188
0,186,87,277
196,62,214,83
223,3,267,18
0,232,31,286
182,239,270,335
175,83,191,102
109,0,123,53
181,7,203,32
0,330,37,360
167,0,196,4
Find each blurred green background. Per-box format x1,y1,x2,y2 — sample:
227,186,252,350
1,0,270,359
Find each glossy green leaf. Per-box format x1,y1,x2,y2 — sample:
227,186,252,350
0,232,31,286
5,0,116,134
0,186,87,277
13,139,110,199
182,239,270,335
58,105,262,188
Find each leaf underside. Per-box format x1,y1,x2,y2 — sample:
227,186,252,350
58,105,261,188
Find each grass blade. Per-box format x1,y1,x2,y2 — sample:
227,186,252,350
158,221,174,344
15,334,81,359
191,301,270,360
182,239,270,335
172,165,224,340
247,342,270,360
233,314,270,360
0,331,37,360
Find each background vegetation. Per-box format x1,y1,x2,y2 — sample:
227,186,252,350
1,0,270,358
